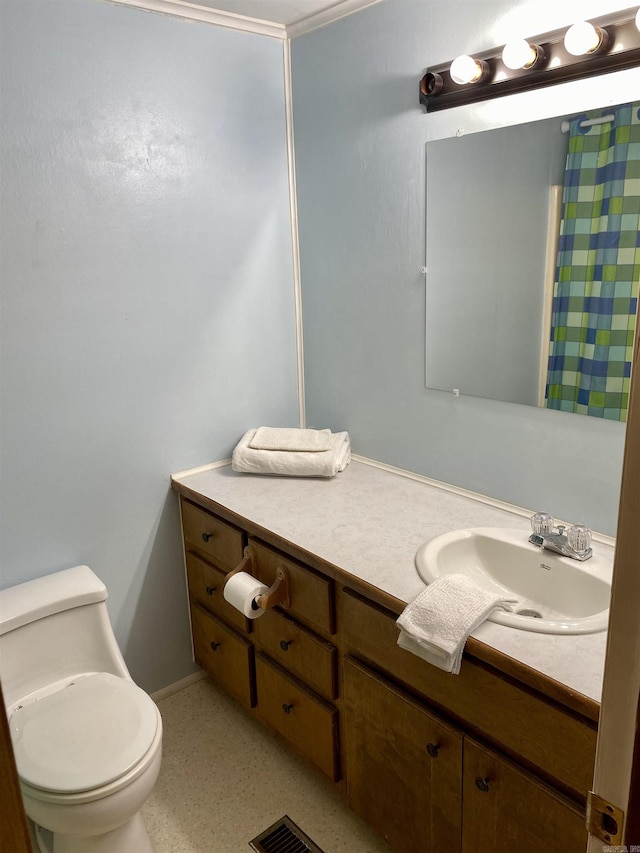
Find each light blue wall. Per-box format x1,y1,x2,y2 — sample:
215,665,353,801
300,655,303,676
291,0,631,537
0,0,298,691
1,0,633,695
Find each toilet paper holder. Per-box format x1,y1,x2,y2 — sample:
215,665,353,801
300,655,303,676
225,546,291,611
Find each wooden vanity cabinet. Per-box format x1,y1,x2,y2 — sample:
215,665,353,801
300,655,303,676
180,497,255,709
179,497,340,781
176,490,597,853
343,656,463,853
462,739,587,852
341,589,596,799
248,537,340,780
341,587,595,853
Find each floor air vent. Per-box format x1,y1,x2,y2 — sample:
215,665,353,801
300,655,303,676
249,815,325,853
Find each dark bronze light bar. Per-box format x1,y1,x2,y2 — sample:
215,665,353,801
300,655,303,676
420,7,640,112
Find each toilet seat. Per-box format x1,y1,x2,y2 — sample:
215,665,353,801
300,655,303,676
10,672,159,795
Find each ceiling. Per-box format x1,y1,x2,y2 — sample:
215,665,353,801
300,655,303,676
190,0,360,27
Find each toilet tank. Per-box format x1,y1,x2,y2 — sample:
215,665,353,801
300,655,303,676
0,566,131,711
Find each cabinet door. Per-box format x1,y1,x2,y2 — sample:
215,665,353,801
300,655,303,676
462,738,588,853
343,657,462,853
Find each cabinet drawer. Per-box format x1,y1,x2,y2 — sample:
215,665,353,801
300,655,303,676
342,589,596,798
462,738,587,853
255,653,339,781
343,657,463,853
253,609,337,700
181,499,245,571
191,604,255,710
250,539,334,635
186,551,250,634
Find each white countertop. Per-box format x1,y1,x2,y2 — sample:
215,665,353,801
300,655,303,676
172,458,610,705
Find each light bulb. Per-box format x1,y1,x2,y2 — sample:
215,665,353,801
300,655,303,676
450,55,484,85
502,39,538,70
636,8,640,31
564,21,604,56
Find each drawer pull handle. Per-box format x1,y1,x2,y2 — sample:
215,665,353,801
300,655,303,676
282,703,294,715
279,639,292,651
426,742,440,758
202,532,213,543
205,586,216,596
210,641,221,651
475,777,490,793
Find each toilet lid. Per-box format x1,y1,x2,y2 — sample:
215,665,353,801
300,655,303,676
10,672,158,793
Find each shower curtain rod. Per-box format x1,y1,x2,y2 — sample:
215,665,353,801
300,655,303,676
560,113,615,133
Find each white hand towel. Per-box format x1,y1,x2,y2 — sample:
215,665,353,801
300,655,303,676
231,429,351,478
249,427,333,452
396,574,516,675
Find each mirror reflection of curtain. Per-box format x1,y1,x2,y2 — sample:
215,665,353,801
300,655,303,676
545,102,640,422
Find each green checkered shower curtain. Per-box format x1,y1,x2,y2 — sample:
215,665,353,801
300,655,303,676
545,102,640,421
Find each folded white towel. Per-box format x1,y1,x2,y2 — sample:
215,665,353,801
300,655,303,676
396,574,516,675
249,427,332,452
232,428,351,478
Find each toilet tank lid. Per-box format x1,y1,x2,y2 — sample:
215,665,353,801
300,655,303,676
0,566,107,636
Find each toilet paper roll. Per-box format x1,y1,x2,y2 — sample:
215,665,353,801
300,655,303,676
223,572,269,620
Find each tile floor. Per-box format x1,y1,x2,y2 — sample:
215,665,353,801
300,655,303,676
142,676,390,853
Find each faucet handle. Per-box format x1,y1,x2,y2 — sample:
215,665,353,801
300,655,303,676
531,512,554,535
567,524,592,555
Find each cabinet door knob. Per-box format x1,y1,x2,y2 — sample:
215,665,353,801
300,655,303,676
282,703,294,715
279,639,292,651
426,742,440,758
205,585,216,596
210,641,221,651
475,777,490,793
202,532,213,543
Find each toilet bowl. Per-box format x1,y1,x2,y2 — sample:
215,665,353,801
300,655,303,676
0,566,163,853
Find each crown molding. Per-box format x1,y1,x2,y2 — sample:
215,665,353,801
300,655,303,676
108,0,287,39
286,0,381,38
108,0,381,38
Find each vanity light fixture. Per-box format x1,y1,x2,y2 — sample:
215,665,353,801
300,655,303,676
564,21,609,55
420,6,640,112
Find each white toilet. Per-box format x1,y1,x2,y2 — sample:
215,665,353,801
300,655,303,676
0,565,162,853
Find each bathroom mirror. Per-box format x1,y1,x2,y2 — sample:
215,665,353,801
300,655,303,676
425,98,638,417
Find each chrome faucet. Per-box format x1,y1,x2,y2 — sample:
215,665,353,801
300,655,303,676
528,513,593,561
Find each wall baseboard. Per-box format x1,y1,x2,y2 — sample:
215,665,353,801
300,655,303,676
151,669,208,702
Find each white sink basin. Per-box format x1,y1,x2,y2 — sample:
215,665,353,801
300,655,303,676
415,527,612,634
